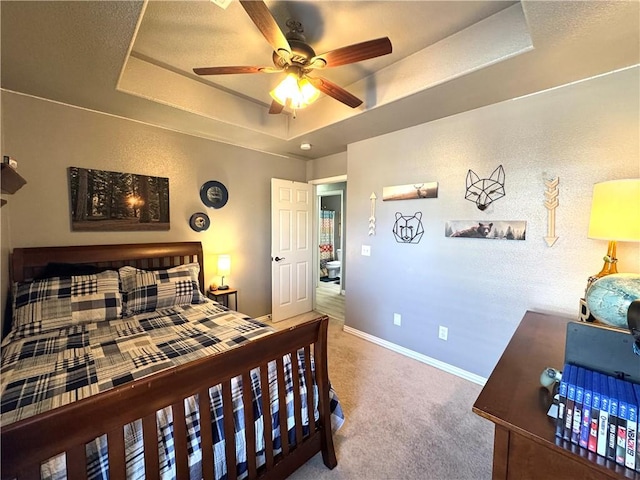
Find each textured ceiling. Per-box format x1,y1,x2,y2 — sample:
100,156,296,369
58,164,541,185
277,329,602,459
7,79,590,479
1,1,639,160
132,1,515,105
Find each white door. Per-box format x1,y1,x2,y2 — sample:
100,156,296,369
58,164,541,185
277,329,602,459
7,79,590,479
271,178,313,322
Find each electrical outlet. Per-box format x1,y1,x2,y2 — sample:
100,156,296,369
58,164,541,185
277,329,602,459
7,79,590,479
393,313,401,326
438,325,448,341
361,245,371,256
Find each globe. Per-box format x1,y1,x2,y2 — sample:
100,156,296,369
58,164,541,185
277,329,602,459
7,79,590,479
586,273,640,329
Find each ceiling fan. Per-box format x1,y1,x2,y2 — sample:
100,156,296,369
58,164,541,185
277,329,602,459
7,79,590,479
193,0,392,114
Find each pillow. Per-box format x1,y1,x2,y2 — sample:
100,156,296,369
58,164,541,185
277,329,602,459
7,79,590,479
12,270,122,335
118,263,206,316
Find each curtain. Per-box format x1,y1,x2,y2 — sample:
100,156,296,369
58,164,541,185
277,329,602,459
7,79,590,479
319,210,335,277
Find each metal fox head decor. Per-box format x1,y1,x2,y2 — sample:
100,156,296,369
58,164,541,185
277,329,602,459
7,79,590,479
464,165,506,211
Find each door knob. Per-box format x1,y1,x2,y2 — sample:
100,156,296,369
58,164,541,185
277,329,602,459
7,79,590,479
274,256,285,262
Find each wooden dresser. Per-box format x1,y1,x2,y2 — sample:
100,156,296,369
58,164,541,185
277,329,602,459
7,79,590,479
473,310,639,480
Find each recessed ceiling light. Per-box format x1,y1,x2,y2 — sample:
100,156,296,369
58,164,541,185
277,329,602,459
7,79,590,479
300,143,312,150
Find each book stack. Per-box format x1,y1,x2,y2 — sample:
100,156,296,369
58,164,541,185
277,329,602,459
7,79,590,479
556,363,639,472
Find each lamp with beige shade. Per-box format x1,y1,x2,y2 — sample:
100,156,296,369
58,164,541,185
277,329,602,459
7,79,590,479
580,179,640,326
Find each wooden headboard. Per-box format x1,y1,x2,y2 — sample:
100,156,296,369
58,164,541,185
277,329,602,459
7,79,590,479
10,242,206,290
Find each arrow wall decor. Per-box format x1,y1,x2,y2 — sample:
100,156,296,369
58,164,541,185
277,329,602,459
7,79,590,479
368,192,377,236
544,177,559,247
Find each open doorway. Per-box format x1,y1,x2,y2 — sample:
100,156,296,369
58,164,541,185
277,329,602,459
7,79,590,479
315,181,346,322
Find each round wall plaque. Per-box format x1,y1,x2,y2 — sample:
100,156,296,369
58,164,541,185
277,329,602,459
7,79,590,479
200,181,229,209
189,212,210,232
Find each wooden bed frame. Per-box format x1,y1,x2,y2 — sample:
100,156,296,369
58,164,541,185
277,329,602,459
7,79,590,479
2,242,337,480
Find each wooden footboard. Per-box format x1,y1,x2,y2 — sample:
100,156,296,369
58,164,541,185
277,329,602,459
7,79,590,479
1,315,337,480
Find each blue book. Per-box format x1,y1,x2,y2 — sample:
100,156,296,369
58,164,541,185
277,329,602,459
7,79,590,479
597,374,610,457
632,383,640,472
555,363,570,438
615,379,628,465
564,365,578,441
588,371,601,453
624,381,637,471
606,376,619,461
579,370,592,449
572,367,585,444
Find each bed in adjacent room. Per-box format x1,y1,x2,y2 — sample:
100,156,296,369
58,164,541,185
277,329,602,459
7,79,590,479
1,242,343,480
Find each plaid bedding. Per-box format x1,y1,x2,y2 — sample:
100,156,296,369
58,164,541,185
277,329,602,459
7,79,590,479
118,263,206,316
11,270,123,337
1,301,344,479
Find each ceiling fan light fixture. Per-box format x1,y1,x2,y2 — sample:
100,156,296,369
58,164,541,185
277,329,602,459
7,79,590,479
270,73,320,110
195,1,392,114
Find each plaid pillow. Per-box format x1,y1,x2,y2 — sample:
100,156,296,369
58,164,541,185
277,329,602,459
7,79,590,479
12,270,122,336
119,263,206,316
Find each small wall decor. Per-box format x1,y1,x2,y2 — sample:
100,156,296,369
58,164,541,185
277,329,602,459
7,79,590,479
543,177,559,247
200,180,229,209
446,220,526,240
392,212,424,244
383,181,438,201
464,165,505,211
68,167,170,231
368,192,377,236
189,212,210,232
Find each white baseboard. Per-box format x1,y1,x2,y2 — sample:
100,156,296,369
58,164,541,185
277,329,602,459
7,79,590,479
342,326,487,386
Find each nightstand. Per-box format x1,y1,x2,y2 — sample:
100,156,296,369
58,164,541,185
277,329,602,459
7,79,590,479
207,288,238,311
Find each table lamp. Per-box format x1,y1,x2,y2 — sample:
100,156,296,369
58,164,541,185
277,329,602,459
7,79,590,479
587,179,640,282
217,254,231,290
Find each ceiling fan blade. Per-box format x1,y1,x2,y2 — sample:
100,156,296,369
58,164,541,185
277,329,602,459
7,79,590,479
268,99,285,114
239,0,291,59
310,37,392,69
306,76,363,108
193,66,281,75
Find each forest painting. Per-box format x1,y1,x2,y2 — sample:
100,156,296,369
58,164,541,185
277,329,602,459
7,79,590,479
69,167,170,231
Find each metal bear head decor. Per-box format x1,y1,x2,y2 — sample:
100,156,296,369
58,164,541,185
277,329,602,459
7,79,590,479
464,165,506,211
392,212,424,244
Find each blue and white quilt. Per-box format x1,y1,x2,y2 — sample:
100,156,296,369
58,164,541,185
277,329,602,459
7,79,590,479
1,301,344,479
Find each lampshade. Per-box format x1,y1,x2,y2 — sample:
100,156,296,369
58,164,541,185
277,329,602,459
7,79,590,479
588,179,640,241
270,73,320,110
217,254,231,276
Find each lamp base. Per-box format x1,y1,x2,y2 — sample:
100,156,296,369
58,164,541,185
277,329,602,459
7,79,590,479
587,240,618,290
593,240,619,277
217,285,229,291
585,273,640,329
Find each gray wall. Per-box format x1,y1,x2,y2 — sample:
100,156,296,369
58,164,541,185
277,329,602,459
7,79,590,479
345,67,640,378
306,152,347,182
0,92,307,331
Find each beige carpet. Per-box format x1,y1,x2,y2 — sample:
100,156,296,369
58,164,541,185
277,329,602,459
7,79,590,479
286,316,494,480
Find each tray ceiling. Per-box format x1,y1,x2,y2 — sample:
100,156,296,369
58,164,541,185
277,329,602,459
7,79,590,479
2,1,639,160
